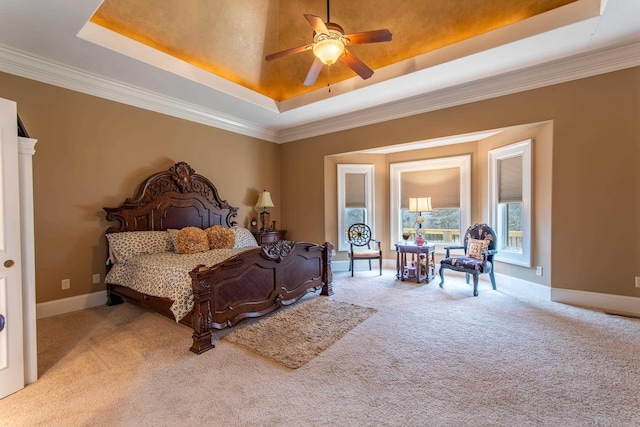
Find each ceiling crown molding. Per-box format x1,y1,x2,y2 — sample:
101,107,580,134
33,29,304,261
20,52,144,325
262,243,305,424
278,41,640,142
0,44,279,142
1,41,639,144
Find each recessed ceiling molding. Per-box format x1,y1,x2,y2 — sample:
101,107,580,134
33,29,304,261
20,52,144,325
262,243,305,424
277,0,603,113
1,40,639,145
77,21,280,113
0,43,279,142
361,130,505,154
278,40,640,143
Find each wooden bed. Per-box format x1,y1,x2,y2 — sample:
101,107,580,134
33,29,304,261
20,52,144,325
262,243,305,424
103,161,333,354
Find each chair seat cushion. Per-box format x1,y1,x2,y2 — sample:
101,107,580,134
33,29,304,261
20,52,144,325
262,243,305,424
351,250,380,258
441,256,486,272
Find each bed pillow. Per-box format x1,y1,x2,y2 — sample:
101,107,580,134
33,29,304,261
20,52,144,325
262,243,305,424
167,229,180,252
106,231,172,263
175,227,210,254
205,225,236,249
467,238,490,260
233,227,259,249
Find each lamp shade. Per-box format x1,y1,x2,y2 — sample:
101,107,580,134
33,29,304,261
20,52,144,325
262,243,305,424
313,38,344,65
408,196,432,213
255,190,274,208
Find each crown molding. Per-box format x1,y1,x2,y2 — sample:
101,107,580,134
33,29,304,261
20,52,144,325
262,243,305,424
1,41,639,144
0,44,279,142
278,41,640,142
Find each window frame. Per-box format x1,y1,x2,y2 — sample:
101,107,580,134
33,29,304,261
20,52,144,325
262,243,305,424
390,155,471,252
337,164,375,252
488,139,532,267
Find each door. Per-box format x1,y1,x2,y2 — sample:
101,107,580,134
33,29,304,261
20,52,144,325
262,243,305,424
0,97,24,399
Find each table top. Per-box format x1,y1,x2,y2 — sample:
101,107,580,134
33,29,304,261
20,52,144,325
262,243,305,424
395,243,436,252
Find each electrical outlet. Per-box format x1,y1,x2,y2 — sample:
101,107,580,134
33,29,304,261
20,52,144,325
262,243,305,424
635,277,640,288
61,279,70,290
92,273,101,284
536,266,543,276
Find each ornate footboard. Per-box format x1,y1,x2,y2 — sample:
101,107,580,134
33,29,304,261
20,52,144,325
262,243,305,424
190,240,333,353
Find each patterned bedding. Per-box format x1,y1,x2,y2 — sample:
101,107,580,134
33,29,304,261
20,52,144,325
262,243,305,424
105,248,254,321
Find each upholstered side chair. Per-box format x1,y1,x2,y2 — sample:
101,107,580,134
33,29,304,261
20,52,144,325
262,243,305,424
347,223,382,276
439,223,498,296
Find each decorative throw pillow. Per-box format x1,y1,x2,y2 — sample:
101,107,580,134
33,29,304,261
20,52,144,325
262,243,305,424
106,231,172,263
205,225,236,249
175,227,210,254
467,238,489,260
233,227,259,249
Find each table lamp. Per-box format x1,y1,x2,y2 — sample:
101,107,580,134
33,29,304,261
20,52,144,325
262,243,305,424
408,196,432,246
255,190,275,231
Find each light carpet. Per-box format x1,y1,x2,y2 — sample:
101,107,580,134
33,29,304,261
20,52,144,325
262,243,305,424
223,297,377,368
1,270,638,426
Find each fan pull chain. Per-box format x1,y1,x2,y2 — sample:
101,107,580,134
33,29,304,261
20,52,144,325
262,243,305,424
327,65,332,93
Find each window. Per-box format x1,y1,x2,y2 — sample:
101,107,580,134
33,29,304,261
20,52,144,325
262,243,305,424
488,139,532,267
390,155,471,250
337,164,374,251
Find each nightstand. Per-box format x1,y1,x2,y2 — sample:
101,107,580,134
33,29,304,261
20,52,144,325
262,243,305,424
252,229,287,245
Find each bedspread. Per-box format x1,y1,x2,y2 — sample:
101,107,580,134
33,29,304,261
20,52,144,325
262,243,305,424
105,248,252,321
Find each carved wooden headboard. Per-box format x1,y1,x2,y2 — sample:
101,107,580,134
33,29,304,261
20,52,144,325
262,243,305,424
104,162,238,233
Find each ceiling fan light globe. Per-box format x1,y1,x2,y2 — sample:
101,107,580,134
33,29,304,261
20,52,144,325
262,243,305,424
313,38,344,65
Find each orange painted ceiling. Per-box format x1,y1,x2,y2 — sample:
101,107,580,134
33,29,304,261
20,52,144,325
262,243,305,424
90,0,578,102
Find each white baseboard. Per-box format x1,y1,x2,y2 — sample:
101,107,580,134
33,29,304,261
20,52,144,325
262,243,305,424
494,273,552,301
551,288,640,317
36,290,107,319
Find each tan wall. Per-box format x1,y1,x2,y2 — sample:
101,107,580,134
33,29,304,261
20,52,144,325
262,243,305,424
282,67,640,298
0,72,280,303
324,122,552,284
478,122,553,286
324,153,387,260
2,65,638,302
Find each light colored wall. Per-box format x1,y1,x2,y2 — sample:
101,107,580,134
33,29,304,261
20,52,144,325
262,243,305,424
0,72,280,303
324,153,387,259
324,121,552,285
2,65,638,302
282,66,640,298
478,122,553,286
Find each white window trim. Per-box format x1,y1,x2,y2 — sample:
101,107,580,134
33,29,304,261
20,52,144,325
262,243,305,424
337,164,375,252
389,155,471,252
488,139,532,267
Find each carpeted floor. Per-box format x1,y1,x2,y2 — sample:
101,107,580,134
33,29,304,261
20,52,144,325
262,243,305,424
1,270,639,426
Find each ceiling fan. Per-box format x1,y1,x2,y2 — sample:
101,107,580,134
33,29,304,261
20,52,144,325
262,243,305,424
265,0,392,86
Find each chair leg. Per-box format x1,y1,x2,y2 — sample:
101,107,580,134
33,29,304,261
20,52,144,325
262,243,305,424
473,274,479,297
368,259,372,271
350,258,354,277
379,258,382,275
490,271,497,290
439,267,445,288
465,273,470,284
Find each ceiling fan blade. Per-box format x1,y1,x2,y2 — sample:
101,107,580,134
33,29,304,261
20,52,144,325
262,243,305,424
339,49,374,80
265,43,313,61
303,58,324,86
343,29,392,45
304,14,330,35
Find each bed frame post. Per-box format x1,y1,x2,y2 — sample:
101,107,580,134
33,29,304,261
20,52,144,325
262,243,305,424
321,242,334,296
105,284,124,306
189,270,214,354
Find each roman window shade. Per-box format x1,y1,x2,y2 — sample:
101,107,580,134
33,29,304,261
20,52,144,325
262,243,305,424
400,168,460,209
498,156,523,203
345,173,366,208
